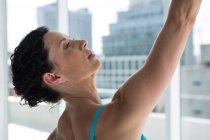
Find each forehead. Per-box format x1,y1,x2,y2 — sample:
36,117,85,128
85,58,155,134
43,31,67,48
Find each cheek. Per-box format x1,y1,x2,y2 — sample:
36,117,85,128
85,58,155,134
59,52,89,74
65,56,87,72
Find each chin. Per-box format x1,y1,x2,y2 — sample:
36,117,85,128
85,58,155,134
96,59,102,69
93,60,101,74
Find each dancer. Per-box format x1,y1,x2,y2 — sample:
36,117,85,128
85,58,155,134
10,0,202,139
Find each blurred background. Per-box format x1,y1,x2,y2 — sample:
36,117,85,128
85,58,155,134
1,0,210,139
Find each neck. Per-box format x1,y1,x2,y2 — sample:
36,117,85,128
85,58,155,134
60,73,102,109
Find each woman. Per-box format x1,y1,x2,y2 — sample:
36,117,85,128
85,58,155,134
10,0,202,139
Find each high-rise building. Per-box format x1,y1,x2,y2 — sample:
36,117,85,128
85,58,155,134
37,3,57,30
181,44,210,119
102,0,194,65
96,55,147,89
99,0,195,89
37,3,93,50
102,0,164,56
99,0,165,94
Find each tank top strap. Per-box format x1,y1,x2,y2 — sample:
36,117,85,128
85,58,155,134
140,134,147,140
55,127,59,140
89,104,105,140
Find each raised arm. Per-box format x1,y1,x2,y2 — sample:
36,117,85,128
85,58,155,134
112,0,202,131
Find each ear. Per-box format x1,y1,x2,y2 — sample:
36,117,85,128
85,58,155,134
42,73,66,86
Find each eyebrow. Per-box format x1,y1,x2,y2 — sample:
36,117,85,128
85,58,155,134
58,38,66,47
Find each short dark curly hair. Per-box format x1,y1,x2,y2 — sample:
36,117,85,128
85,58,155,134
10,26,61,107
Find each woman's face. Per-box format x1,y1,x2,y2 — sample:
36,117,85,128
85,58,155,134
43,31,101,84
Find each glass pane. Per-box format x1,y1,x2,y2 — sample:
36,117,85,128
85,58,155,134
181,0,210,139
68,0,167,139
7,0,58,139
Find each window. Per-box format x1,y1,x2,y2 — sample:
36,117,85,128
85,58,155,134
180,0,210,139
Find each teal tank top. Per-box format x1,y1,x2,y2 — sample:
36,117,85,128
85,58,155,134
55,104,147,140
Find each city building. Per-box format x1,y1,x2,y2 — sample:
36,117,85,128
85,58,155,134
181,44,210,119
102,0,194,65
102,0,164,56
99,0,165,95
37,3,57,31
96,55,147,89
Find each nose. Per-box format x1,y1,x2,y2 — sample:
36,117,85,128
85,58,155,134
79,40,88,50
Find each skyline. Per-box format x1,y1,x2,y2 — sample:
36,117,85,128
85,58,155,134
7,0,210,56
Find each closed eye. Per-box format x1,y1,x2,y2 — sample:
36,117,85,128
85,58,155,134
64,42,71,49
63,38,75,49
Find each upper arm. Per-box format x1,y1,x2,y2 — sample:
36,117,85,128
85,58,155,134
112,18,195,128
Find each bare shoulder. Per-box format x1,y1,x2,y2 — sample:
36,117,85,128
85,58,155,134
47,128,56,140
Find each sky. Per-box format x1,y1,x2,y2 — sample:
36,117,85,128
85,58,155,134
7,0,210,56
